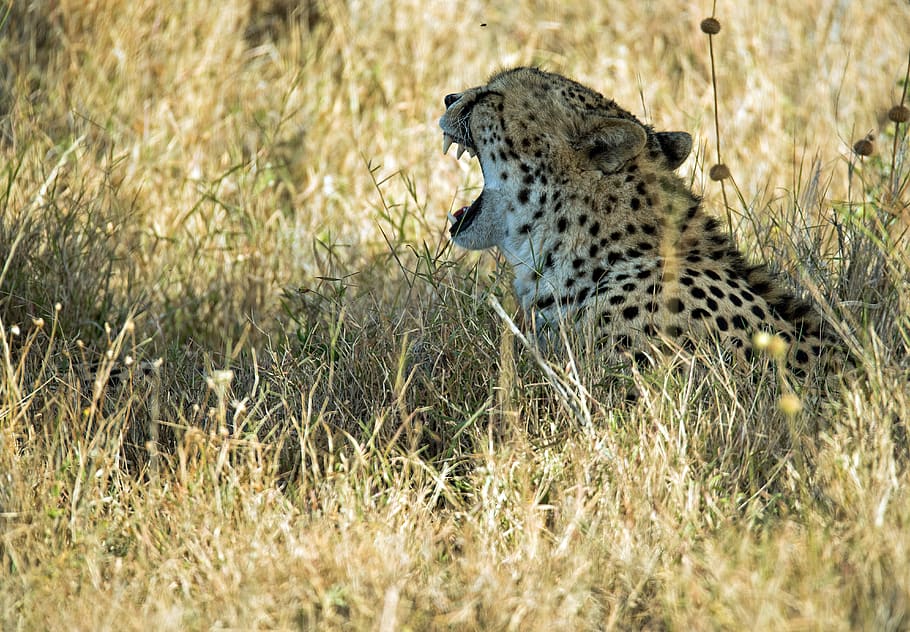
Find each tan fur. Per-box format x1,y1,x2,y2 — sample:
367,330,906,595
440,67,833,373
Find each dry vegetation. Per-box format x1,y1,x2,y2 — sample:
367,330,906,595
2,0,910,629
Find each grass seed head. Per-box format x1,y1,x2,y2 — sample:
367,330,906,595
853,135,874,157
779,393,803,416
888,105,910,124
767,334,789,360
709,163,731,181
700,17,721,35
753,331,772,350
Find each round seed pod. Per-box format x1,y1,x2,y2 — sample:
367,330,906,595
853,137,874,157
779,393,803,416
767,335,789,360
700,18,721,35
888,105,910,124
752,331,772,350
709,163,730,181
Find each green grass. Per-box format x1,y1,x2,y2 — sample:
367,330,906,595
2,1,910,629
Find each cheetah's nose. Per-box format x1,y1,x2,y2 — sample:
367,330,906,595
444,93,460,108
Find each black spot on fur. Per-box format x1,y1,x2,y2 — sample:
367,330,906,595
632,351,649,365
518,189,530,204
622,305,639,320
667,298,685,313
751,281,770,295
710,234,727,246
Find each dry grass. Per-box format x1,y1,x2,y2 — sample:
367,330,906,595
2,0,910,629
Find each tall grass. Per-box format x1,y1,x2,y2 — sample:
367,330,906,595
1,0,909,629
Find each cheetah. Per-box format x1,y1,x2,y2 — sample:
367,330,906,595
439,67,834,374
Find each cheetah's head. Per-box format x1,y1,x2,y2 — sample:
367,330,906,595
439,67,692,251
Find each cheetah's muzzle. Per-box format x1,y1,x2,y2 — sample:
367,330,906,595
440,95,485,237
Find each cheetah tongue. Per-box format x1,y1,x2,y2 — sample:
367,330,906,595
448,192,483,236
447,205,470,225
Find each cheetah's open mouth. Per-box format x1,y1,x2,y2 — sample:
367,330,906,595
442,131,482,236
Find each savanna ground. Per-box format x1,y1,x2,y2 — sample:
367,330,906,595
1,1,910,629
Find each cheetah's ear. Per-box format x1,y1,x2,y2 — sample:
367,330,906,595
575,117,648,173
656,131,693,170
